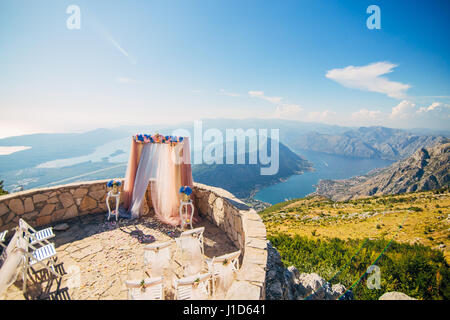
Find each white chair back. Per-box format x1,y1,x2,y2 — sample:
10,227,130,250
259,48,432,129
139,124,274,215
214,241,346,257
18,218,54,247
180,227,205,254
143,241,172,277
209,250,241,272
176,227,205,276
125,276,164,300
208,250,241,295
174,272,211,300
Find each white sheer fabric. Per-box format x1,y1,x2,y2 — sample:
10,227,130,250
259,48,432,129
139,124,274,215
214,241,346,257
127,138,190,225
151,144,181,225
144,247,171,277
191,281,209,300
179,237,203,276
130,144,159,218
0,231,26,296
214,262,235,293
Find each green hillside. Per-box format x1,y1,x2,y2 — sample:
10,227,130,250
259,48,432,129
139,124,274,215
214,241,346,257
261,188,450,299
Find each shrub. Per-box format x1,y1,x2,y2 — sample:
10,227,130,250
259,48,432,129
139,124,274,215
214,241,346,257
269,234,449,300
0,180,8,196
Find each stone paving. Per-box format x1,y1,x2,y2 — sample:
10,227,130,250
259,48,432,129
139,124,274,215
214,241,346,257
1,212,237,300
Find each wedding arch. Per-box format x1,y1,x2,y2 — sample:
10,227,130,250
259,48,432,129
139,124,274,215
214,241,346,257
121,134,194,226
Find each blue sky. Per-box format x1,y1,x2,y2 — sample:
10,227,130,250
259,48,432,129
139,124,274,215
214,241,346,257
0,0,449,138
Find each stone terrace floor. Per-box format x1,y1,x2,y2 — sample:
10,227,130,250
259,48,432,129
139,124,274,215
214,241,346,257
2,212,237,300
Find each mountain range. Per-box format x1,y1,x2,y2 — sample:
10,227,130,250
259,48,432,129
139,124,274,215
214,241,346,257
312,139,450,201
290,126,444,161
0,120,447,200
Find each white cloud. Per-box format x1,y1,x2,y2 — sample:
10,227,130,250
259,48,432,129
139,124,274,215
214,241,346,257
351,109,383,121
274,104,335,122
115,77,138,84
390,100,416,119
275,104,304,119
326,62,410,99
108,35,136,64
307,110,336,122
220,89,240,97
248,91,283,104
418,102,450,118
350,100,450,129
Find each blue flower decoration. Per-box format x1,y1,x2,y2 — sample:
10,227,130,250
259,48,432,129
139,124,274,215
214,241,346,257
107,179,121,188
180,186,192,195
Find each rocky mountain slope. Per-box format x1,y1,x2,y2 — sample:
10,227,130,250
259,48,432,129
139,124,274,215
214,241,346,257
291,126,444,160
265,242,353,300
313,140,450,201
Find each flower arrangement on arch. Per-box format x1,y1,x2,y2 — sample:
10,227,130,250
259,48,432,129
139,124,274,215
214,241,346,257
134,133,184,146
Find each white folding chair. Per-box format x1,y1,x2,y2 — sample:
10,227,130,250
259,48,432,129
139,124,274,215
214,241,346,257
19,218,54,247
18,230,60,293
175,227,205,276
0,230,8,249
176,227,205,255
206,250,241,295
125,276,164,300
173,272,211,300
143,241,172,277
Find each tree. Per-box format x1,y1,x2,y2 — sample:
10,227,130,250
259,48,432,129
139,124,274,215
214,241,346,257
0,180,8,195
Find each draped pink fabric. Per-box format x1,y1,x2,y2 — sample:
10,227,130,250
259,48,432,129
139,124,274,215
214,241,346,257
181,137,194,187
122,140,143,210
180,137,197,222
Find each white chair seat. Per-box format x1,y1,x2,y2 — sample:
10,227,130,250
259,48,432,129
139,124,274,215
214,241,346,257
30,243,57,265
134,284,164,300
176,285,192,300
30,228,54,244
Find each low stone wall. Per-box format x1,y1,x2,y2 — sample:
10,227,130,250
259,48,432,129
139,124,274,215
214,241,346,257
0,180,122,232
0,180,268,299
0,179,161,232
193,183,268,300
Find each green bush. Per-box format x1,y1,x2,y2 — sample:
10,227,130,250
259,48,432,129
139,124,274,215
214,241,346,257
0,180,8,196
269,233,449,300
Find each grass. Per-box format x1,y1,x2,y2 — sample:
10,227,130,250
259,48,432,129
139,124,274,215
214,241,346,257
269,234,449,300
260,189,450,263
260,188,450,300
